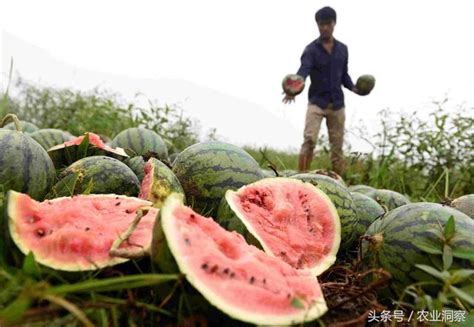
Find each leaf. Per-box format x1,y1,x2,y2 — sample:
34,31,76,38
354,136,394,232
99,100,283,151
444,215,455,241
290,297,305,309
0,294,33,325
452,248,474,261
443,244,453,271
21,252,41,279
413,239,443,255
449,286,474,306
415,264,449,281
449,269,474,285
77,133,90,160
82,177,94,195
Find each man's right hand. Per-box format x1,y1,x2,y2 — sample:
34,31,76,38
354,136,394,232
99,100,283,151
282,93,296,104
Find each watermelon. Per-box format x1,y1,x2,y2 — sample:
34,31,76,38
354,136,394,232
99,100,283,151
218,178,341,275
111,127,168,160
282,74,305,96
172,141,264,215
0,129,55,200
152,193,328,325
30,128,75,150
311,169,347,186
451,194,474,218
355,74,375,95
138,158,185,208
371,189,410,211
3,121,39,133
351,192,385,240
362,203,474,294
7,191,158,271
47,156,140,198
292,173,359,251
348,184,377,197
48,132,128,168
124,156,146,182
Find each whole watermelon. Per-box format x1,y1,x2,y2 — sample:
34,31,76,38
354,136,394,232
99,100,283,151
371,189,410,211
111,127,168,159
351,192,385,240
0,129,55,200
362,203,474,295
172,141,264,215
47,156,140,198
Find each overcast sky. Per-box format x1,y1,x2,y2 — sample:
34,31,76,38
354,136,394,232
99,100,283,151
1,0,474,152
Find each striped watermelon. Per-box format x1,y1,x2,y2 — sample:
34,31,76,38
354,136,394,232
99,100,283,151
172,142,264,216
292,173,359,251
362,203,474,294
371,189,410,211
3,121,39,133
348,185,377,197
0,129,55,200
47,156,140,198
30,128,74,150
351,192,385,240
124,156,146,182
111,127,168,160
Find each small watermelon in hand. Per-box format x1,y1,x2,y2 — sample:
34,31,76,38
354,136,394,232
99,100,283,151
282,74,305,96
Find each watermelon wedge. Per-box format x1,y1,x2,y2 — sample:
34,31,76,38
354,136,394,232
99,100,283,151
7,191,158,271
155,193,328,325
220,178,341,275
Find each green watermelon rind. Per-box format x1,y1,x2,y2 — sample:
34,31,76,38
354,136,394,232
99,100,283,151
224,177,341,276
159,193,329,326
7,191,155,271
111,127,168,160
362,202,474,294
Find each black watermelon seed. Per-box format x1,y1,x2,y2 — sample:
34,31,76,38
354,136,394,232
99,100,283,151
36,229,45,237
85,227,90,231
230,272,236,278
125,209,133,214
115,202,121,206
201,263,208,270
263,278,266,284
210,265,218,273
184,238,191,245
223,268,229,274
249,276,255,284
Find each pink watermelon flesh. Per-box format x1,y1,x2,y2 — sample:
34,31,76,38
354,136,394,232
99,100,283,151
8,191,158,271
161,194,327,324
138,161,153,199
48,132,127,156
226,178,340,275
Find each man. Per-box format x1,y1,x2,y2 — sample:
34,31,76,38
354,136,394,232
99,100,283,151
283,6,365,174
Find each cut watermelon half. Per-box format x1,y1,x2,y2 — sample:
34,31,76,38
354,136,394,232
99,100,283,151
158,193,328,325
223,178,341,275
7,191,158,271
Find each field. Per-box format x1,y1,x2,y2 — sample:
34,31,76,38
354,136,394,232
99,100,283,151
0,79,473,326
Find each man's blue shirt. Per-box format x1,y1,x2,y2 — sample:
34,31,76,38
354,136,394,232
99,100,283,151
296,37,354,110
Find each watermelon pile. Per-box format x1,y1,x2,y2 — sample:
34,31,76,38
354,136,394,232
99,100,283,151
1,114,473,325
